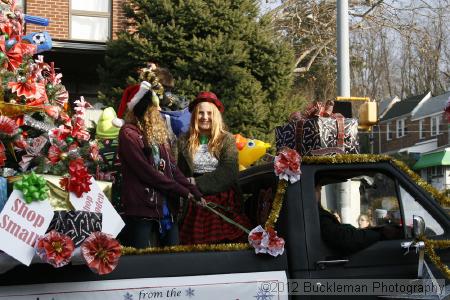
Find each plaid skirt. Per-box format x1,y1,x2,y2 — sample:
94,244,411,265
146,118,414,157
180,188,251,245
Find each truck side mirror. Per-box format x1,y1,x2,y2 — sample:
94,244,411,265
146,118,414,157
413,215,426,237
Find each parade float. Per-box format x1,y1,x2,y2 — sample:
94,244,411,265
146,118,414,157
0,1,450,299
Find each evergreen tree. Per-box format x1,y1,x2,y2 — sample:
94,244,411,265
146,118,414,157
99,0,304,141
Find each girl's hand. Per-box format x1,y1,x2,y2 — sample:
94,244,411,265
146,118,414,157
199,197,207,207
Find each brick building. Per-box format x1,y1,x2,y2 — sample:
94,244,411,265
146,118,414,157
373,93,432,154
18,0,128,102
410,92,450,190
373,91,450,191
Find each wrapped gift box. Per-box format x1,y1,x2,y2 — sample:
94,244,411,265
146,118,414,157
275,116,359,156
47,211,102,247
275,122,296,151
298,116,359,156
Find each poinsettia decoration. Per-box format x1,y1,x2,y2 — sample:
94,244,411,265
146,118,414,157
0,115,19,135
0,36,36,71
35,230,75,268
274,147,301,183
266,227,285,257
81,231,122,275
248,225,266,254
248,225,285,257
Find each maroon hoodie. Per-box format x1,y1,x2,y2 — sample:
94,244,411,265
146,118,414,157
118,123,202,219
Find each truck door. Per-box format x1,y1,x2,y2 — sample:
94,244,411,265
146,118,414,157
303,163,450,283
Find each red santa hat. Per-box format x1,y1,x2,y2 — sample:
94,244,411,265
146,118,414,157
112,81,152,127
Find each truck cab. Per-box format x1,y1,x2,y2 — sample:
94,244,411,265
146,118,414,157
0,155,449,299
241,156,450,282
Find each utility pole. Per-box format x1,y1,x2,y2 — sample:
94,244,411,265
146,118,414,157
336,0,359,225
337,0,350,97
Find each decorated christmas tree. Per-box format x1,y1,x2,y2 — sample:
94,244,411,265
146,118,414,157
0,0,109,179
0,1,124,275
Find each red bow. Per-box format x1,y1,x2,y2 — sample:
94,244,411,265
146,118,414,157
301,101,334,119
60,158,92,197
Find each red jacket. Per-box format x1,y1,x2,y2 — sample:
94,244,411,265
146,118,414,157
118,124,202,219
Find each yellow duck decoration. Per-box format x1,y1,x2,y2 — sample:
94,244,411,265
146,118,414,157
234,134,271,171
96,107,120,139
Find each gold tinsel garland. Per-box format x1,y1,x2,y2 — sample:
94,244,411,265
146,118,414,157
421,237,450,280
122,180,288,255
122,243,251,255
265,180,287,229
301,153,392,165
390,159,450,207
303,154,450,207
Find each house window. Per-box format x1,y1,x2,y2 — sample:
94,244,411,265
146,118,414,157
396,119,406,138
431,115,441,136
70,0,110,42
427,166,443,178
386,123,393,140
419,119,425,139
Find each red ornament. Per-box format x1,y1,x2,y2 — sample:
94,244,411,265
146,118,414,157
81,232,121,275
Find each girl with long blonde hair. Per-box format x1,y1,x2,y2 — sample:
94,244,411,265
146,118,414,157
178,91,250,244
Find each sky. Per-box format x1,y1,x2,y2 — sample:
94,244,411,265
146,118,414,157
259,0,282,14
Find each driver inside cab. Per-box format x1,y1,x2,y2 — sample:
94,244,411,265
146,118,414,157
316,184,403,255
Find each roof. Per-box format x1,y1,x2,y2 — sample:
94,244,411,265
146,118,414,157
379,92,430,122
378,96,400,119
413,149,450,169
411,91,450,120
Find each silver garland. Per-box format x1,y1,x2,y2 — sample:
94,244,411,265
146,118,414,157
23,115,55,132
1,168,16,177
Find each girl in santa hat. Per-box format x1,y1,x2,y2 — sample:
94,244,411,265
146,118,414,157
118,80,203,248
